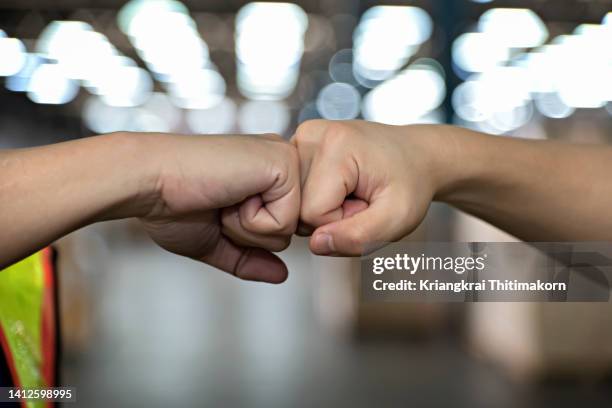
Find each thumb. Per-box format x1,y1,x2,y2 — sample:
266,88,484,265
201,235,288,283
309,196,414,256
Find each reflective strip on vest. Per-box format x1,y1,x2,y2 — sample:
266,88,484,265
0,249,55,408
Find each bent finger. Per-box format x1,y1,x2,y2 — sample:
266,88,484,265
222,205,291,252
309,195,414,256
200,235,288,284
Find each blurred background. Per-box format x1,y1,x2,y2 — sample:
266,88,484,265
1,0,612,406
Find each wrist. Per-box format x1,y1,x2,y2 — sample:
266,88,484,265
423,125,491,206
94,132,163,221
395,125,463,201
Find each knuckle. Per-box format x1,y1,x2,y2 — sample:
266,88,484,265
320,122,353,149
292,127,308,147
295,119,322,134
293,119,325,145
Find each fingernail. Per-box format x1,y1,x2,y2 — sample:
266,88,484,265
313,232,334,254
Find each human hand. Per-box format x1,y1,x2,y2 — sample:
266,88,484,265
138,133,300,283
292,120,449,256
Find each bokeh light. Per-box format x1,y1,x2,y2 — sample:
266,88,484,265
353,6,432,86
83,96,131,133
168,68,225,109
238,100,290,134
5,53,42,92
452,66,531,133
83,92,178,134
97,64,153,108
328,49,356,85
118,0,223,109
235,2,307,100
362,65,445,125
0,34,26,77
187,97,237,134
452,32,510,73
138,92,181,131
316,82,361,120
478,8,548,49
0,1,608,140
27,63,79,104
534,92,575,119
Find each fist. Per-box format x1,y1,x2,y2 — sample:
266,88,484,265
141,133,300,283
292,120,439,256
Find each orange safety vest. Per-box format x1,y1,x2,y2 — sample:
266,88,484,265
0,248,57,408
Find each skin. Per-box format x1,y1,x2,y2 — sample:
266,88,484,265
2,121,611,282
292,119,612,256
0,132,300,283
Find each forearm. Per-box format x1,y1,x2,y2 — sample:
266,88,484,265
0,133,158,268
424,125,612,241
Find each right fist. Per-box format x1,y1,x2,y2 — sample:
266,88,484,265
141,133,300,283
291,120,442,256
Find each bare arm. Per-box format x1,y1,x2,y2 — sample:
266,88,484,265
433,125,612,241
291,120,612,256
0,133,156,268
0,132,300,283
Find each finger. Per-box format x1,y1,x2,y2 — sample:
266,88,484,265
261,178,301,235
309,194,414,256
237,153,301,236
296,198,368,237
238,193,297,236
222,205,291,252
300,151,359,228
200,235,288,284
342,197,369,218
223,225,290,253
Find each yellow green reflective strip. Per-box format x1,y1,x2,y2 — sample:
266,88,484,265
0,252,47,408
